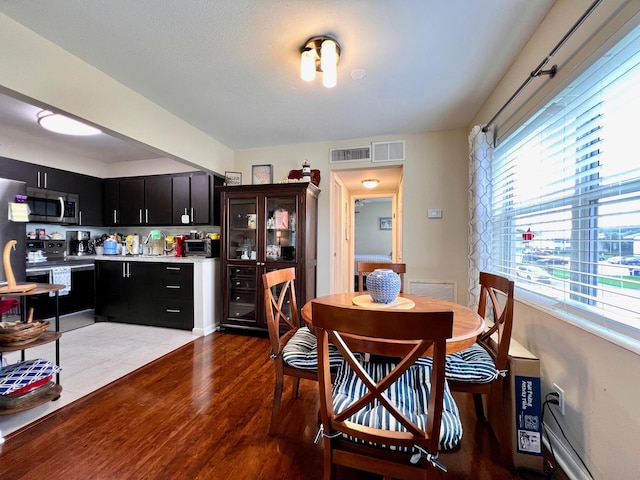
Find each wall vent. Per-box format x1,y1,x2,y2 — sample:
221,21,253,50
372,140,405,162
408,280,456,302
329,146,371,163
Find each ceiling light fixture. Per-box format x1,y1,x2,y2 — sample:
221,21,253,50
361,179,380,189
37,110,102,136
300,36,341,88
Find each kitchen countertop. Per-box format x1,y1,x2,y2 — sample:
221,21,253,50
26,254,218,273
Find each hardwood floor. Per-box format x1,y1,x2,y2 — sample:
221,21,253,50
0,332,567,479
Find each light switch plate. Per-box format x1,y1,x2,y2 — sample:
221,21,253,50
428,209,442,219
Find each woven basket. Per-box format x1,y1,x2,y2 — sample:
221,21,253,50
0,321,50,347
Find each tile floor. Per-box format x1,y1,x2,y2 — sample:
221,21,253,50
0,313,196,440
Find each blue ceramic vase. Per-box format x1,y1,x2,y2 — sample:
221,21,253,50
366,269,401,304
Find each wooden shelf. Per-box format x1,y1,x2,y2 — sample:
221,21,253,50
0,330,62,353
0,384,62,415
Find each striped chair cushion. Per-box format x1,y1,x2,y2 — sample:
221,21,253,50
332,359,463,452
417,343,500,384
282,326,344,370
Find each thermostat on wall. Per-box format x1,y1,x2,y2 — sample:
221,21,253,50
428,209,442,219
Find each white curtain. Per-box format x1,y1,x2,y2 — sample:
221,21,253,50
467,125,494,308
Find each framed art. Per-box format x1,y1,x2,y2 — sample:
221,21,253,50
225,171,242,186
379,217,392,230
252,164,273,184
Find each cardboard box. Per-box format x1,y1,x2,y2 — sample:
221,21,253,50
504,339,544,471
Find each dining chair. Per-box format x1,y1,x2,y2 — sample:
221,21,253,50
442,271,515,467
357,262,406,294
262,267,342,435
312,301,462,480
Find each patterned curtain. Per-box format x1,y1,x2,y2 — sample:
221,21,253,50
468,125,494,308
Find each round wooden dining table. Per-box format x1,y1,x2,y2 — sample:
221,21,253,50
301,292,485,355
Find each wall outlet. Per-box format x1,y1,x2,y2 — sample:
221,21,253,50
552,383,565,415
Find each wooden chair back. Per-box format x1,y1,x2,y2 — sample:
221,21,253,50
475,271,515,372
357,261,406,294
312,301,454,479
262,267,300,364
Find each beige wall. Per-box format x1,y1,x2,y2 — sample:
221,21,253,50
235,129,469,302
472,2,640,479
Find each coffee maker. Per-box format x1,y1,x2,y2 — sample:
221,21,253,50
67,230,91,256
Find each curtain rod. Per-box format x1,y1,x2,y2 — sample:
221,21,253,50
482,0,602,133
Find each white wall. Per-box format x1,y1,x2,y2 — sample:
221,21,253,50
472,2,640,479
0,13,234,177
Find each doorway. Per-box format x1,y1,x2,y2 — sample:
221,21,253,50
330,166,403,293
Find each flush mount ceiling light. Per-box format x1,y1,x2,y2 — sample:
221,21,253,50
300,36,341,88
361,179,380,189
37,110,102,136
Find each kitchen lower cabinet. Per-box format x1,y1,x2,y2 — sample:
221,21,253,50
95,260,193,330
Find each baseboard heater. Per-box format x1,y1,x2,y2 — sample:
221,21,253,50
407,280,456,302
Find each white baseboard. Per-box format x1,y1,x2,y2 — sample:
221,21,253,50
543,426,592,480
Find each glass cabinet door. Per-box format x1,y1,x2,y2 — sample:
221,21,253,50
264,196,297,262
227,197,257,261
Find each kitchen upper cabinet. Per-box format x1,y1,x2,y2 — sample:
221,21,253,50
0,156,103,226
172,173,212,225
104,176,172,226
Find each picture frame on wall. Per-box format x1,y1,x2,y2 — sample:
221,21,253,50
252,164,273,185
225,171,242,186
379,217,392,230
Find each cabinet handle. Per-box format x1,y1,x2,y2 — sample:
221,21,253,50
166,309,181,313
79,211,82,225
235,281,240,286
44,172,47,189
184,207,188,215
145,209,149,224
166,285,180,289
166,267,181,271
190,207,194,222
122,263,126,278
235,296,240,300
113,209,118,224
37,171,41,188
139,209,143,224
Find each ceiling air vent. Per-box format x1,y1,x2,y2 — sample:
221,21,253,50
329,146,371,163
372,141,405,162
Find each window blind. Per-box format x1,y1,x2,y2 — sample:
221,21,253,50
492,23,640,339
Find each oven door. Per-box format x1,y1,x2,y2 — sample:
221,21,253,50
26,188,79,224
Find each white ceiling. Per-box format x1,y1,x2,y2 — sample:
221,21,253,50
0,0,555,177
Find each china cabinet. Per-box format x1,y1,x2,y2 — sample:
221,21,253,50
219,182,319,332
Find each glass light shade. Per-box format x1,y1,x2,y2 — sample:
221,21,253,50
320,39,337,72
322,67,337,88
37,111,101,136
300,49,316,81
361,179,380,189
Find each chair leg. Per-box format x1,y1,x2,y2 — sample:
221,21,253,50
269,371,284,435
472,393,486,422
292,377,301,399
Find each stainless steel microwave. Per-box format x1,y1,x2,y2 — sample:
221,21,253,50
26,187,79,224
184,238,219,257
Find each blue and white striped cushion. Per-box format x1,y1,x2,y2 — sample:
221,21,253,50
331,359,463,452
282,327,344,370
416,343,500,383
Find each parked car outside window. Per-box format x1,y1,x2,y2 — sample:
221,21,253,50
515,265,553,284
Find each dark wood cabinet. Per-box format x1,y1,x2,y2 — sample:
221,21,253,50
219,182,319,333
0,156,103,226
172,173,212,225
95,260,193,330
104,176,172,226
